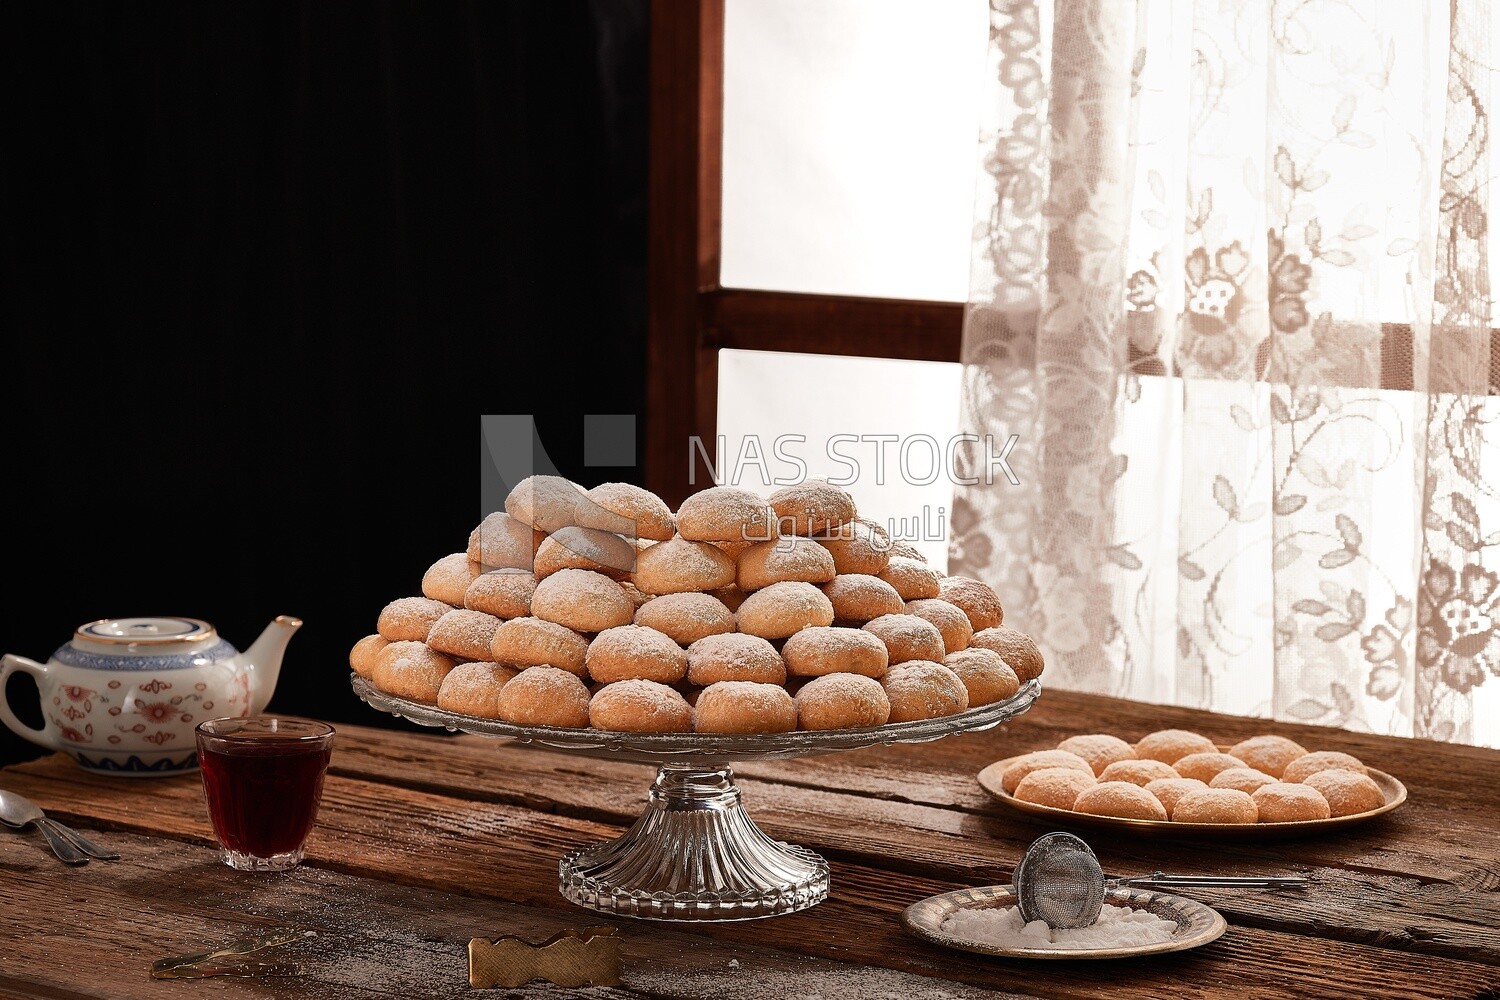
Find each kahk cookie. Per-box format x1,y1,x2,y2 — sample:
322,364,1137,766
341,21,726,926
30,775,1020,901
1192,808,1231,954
377,597,453,642
769,481,856,536
634,592,736,646
736,537,836,591
685,633,786,686
694,681,797,735
821,574,905,623
782,626,889,678
468,512,544,571
490,617,589,676
349,634,388,679
495,666,591,727
426,609,503,662
534,527,635,578
795,673,891,730
877,557,942,600
422,553,483,607
464,571,537,620
586,482,676,541
436,662,518,718
531,568,634,633
735,581,835,639
942,647,1019,706
371,641,456,704
588,679,693,733
937,575,1004,631
632,536,736,594
676,486,778,543
904,599,973,654
863,614,946,664
815,518,891,575
968,627,1045,682
585,625,689,684
881,662,969,722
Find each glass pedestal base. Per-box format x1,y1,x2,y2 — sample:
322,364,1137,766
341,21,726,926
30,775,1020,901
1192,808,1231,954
559,765,830,921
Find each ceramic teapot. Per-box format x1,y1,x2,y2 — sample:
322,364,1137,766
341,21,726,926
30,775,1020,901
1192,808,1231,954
1,616,301,776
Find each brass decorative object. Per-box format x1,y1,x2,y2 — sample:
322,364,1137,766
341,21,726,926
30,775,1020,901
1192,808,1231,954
468,927,621,989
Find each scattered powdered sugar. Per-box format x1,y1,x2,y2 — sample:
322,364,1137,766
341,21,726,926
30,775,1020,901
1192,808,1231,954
940,903,1179,950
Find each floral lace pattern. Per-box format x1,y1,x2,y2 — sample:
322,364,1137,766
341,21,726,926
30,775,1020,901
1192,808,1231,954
954,0,1496,745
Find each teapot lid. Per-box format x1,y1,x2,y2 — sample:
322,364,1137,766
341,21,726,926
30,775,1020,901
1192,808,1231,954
75,617,217,645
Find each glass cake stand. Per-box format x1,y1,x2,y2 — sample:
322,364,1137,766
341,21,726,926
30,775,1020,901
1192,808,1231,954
351,673,1041,922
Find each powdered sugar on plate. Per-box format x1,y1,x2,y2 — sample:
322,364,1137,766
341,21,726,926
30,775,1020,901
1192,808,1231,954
940,902,1178,951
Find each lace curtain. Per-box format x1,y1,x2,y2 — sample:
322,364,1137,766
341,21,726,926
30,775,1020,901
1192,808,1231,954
951,0,1499,746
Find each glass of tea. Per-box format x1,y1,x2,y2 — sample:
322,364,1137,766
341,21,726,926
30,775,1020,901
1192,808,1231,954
196,717,334,872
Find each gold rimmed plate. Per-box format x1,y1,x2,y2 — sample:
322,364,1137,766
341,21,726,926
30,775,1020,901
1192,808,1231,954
977,750,1407,840
902,884,1226,960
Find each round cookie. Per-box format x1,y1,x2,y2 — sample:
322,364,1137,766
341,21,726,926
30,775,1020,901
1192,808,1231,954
371,641,456,704
881,662,969,722
816,519,891,575
795,673,891,730
968,627,1045,682
737,537,837,591
769,481,856,536
1074,781,1169,821
490,616,590,676
634,592,736,646
1014,767,1097,810
349,634,388,679
1000,749,1094,794
423,553,483,606
1211,767,1279,795
1099,759,1180,787
495,665,591,728
1252,782,1332,822
904,599,974,655
426,609,503,662
632,536,737,595
943,647,1019,706
694,681,798,735
782,626,889,678
535,527,635,578
1173,787,1258,824
464,571,537,620
1144,777,1207,818
1134,729,1218,765
938,576,1005,631
1227,734,1308,779
676,486,778,543
1173,752,1247,784
377,597,453,642
1301,769,1385,817
586,482,676,541
585,625,688,684
821,574,905,624
531,568,634,633
877,557,942,600
436,662,519,718
468,512,544,571
685,633,786,686
736,581,835,639
588,679,694,733
863,614,946,664
1282,750,1368,783
1056,734,1136,777
506,475,633,534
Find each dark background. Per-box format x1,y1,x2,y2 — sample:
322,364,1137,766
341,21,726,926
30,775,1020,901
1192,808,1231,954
1,1,650,765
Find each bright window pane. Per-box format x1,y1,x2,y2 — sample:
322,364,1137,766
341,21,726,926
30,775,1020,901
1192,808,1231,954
720,0,990,302
714,349,963,567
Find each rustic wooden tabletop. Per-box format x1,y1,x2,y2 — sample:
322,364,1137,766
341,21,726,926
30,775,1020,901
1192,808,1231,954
1,689,1496,1000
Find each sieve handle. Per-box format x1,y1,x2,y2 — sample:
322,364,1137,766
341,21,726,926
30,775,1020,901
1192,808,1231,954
1117,872,1308,890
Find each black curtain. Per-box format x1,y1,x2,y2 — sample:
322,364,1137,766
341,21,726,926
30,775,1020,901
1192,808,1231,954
1,2,649,765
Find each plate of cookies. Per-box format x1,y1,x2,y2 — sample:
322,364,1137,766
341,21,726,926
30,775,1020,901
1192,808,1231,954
349,476,1047,755
978,729,1406,840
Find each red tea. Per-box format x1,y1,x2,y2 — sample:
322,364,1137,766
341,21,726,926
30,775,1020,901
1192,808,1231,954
196,718,333,870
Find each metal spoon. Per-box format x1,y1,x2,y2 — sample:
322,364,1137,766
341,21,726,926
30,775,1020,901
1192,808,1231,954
1014,832,1306,929
0,789,118,863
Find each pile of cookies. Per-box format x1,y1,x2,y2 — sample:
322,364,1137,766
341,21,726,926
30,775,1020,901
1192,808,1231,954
350,477,1044,734
999,730,1387,823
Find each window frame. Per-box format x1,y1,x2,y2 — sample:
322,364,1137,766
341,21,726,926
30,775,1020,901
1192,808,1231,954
645,0,961,505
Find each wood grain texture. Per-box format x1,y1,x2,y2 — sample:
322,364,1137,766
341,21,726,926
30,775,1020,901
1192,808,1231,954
3,687,1497,999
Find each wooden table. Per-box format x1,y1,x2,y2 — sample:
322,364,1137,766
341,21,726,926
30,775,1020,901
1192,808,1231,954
2,689,1497,999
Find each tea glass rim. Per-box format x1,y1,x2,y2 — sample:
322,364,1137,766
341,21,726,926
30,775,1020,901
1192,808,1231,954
196,716,334,747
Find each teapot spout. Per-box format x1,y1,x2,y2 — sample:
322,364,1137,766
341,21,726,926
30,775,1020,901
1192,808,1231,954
243,615,302,714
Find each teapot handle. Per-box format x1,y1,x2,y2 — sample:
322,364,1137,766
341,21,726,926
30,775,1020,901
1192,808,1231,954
0,655,61,751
